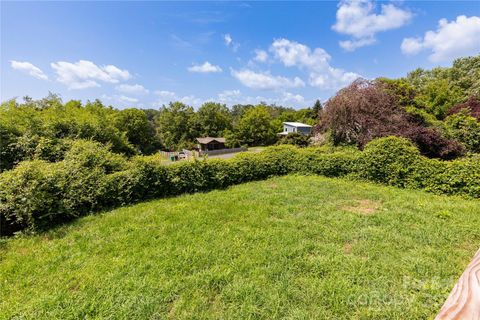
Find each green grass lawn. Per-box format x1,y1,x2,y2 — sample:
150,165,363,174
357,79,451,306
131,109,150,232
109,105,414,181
1,175,479,319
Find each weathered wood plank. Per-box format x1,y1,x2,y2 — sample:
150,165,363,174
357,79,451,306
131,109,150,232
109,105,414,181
435,248,480,320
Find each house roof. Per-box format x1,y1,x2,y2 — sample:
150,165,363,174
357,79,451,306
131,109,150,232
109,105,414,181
196,137,226,144
283,122,312,128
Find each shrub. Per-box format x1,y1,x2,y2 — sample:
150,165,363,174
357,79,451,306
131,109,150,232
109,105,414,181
356,136,422,187
415,156,480,198
295,148,359,177
401,126,465,159
64,140,127,173
34,137,71,162
0,161,64,232
1,138,479,235
0,124,20,172
276,132,310,147
447,95,480,121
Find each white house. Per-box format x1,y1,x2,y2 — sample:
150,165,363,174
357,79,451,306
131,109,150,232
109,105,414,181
278,122,312,136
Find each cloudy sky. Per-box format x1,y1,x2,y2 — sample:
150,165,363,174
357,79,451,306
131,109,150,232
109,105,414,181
1,1,479,109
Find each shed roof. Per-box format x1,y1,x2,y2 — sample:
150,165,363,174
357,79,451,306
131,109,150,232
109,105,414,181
196,137,226,144
283,122,312,128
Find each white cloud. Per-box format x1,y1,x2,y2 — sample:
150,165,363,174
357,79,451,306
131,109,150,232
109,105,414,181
118,95,139,103
282,92,305,103
51,60,131,89
154,90,176,98
153,90,204,107
332,0,412,51
224,33,240,51
401,15,480,62
231,69,305,90
101,94,140,107
271,38,330,68
215,90,306,107
254,49,268,62
179,95,203,106
401,37,424,56
154,90,177,106
270,38,360,90
115,84,149,95
10,60,48,80
188,61,222,73
224,34,232,46
218,89,241,101
339,37,376,51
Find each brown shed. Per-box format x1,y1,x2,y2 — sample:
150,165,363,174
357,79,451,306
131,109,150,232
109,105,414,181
196,137,226,151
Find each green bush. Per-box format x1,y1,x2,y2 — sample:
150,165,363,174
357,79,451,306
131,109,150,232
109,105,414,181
1,137,479,235
276,132,310,147
357,136,422,187
444,112,480,153
295,148,359,177
64,140,127,173
420,156,480,198
0,160,63,232
34,137,71,162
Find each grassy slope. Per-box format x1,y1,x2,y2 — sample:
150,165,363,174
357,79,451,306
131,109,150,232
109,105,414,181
1,175,479,320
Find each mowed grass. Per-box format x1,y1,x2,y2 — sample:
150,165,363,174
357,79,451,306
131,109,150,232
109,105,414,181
1,176,479,319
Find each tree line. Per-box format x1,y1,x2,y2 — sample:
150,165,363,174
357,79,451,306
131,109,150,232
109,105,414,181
0,95,322,171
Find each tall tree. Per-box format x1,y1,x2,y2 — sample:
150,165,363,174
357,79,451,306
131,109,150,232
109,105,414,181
194,102,232,137
312,99,323,120
156,102,196,150
236,106,277,146
115,108,158,154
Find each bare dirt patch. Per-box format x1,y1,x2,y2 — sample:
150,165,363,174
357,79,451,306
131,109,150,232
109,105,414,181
267,183,278,189
342,199,381,216
343,241,354,254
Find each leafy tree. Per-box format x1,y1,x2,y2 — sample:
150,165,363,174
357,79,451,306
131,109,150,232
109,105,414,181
402,56,480,121
320,79,405,147
231,104,254,126
377,78,417,108
0,96,137,168
194,102,232,137
319,79,463,159
413,79,463,120
115,108,159,154
224,129,242,148
0,123,20,171
449,55,480,97
143,109,161,123
156,102,197,150
294,108,317,125
444,111,480,153
236,106,277,146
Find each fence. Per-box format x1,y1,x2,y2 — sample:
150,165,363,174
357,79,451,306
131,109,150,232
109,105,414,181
160,148,248,160
200,147,248,156
159,150,199,161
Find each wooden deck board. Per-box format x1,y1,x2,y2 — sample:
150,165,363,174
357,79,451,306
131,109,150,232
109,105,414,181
435,248,480,320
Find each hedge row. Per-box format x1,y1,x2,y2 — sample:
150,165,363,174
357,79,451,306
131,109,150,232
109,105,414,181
0,137,479,235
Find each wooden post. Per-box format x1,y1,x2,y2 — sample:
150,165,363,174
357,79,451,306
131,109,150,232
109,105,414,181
435,248,480,319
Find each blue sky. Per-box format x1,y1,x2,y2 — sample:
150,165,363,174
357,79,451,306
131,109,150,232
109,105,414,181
1,1,479,109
